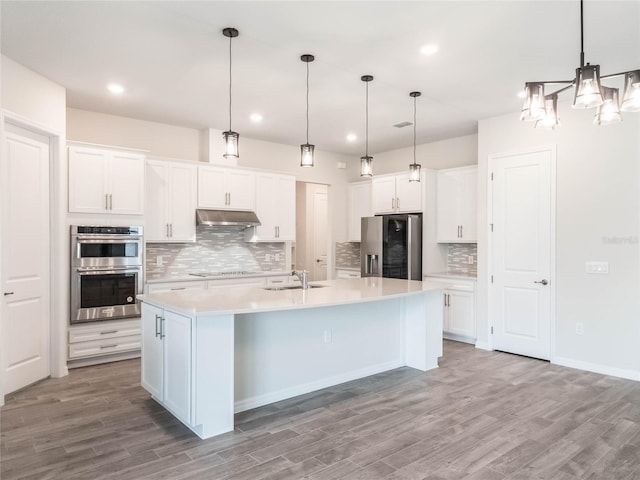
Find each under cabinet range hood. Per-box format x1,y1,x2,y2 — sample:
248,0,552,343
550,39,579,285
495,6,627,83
196,209,261,227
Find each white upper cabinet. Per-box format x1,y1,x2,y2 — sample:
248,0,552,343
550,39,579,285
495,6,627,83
198,166,255,211
145,159,197,243
246,172,296,242
347,181,372,242
371,172,422,214
68,145,145,215
436,166,477,243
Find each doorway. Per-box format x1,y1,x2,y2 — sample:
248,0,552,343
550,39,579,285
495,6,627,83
1,122,52,395
295,182,329,281
488,146,556,360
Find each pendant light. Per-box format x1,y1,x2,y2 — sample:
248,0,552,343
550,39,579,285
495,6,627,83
360,75,374,177
222,27,239,159
408,91,421,182
300,54,315,167
520,0,639,128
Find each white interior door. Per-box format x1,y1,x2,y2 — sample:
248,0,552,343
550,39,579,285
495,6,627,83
312,190,328,281
1,124,51,394
491,148,553,360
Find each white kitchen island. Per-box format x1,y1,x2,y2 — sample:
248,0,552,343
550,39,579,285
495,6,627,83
137,277,444,439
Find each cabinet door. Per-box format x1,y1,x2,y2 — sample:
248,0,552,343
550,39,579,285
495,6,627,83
347,182,372,242
163,310,192,425
371,176,396,214
168,163,197,242
141,303,163,400
275,175,296,241
253,173,278,241
459,170,478,242
436,171,462,243
395,173,422,212
145,160,169,242
68,147,109,213
198,166,227,208
109,151,145,214
445,289,475,338
227,170,255,210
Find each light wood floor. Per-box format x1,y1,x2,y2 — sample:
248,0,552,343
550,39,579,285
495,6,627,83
2,341,640,480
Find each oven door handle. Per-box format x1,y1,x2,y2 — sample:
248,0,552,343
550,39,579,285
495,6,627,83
75,267,142,274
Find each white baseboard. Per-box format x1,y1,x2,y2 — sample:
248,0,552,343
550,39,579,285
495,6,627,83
553,356,640,381
475,340,490,351
234,359,404,413
443,332,476,345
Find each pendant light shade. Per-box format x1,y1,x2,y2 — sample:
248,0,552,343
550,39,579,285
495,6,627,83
409,91,421,183
535,94,560,130
593,86,622,125
520,83,546,122
573,64,603,109
360,75,374,177
621,70,640,112
300,54,315,167
222,27,240,159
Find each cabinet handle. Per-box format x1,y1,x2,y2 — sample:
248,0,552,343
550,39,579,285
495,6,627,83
460,225,463,238
444,293,447,307
277,226,280,238
155,314,161,338
396,197,400,209
169,223,173,238
3,292,14,296
166,224,170,237
100,344,117,349
105,194,109,210
160,317,165,339
391,198,395,209
100,330,117,335
109,193,113,210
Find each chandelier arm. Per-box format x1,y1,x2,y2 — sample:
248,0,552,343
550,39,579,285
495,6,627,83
528,80,574,85
547,83,576,97
601,70,640,80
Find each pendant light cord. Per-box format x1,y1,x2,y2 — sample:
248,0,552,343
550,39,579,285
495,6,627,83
228,34,233,131
306,61,310,144
413,96,417,165
365,80,369,157
579,0,584,67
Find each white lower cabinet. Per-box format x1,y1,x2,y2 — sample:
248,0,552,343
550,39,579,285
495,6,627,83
141,303,192,425
68,318,141,362
336,269,361,279
426,276,476,343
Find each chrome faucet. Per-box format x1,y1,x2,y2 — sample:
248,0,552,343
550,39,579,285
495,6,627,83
291,270,309,289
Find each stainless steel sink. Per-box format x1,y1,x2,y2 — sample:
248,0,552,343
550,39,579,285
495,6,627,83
262,284,327,291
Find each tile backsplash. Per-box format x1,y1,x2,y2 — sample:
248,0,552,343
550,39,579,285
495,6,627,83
447,243,477,275
146,226,286,280
335,242,361,269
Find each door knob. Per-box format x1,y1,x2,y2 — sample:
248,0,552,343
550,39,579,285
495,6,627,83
534,279,549,285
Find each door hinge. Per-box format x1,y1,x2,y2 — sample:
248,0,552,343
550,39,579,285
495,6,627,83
490,223,493,232
491,326,494,334
491,172,494,180
491,275,494,283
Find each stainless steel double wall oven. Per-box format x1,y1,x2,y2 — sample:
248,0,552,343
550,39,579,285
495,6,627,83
70,226,143,324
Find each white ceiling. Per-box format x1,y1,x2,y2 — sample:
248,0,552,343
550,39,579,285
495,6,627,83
2,1,639,155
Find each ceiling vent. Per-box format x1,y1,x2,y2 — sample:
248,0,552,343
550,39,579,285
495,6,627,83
393,121,413,128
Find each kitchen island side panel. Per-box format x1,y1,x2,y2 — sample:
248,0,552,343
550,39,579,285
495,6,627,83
233,300,404,412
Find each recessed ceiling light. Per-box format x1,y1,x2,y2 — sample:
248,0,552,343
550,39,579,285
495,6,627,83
107,83,124,95
250,113,263,123
346,133,357,142
420,44,439,56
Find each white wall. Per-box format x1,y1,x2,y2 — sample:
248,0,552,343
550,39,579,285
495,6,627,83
478,104,640,378
1,55,68,391
347,133,478,181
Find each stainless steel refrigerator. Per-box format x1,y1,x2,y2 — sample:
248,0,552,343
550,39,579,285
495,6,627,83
360,214,422,280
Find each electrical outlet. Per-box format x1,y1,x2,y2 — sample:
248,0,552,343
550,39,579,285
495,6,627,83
586,261,609,274
468,255,474,265
156,255,163,266
264,253,271,261
575,322,584,335
324,329,332,343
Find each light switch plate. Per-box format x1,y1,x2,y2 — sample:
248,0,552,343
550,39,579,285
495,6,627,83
586,261,609,274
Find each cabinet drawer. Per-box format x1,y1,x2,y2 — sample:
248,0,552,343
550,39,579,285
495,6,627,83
69,319,140,343
69,335,141,359
337,270,361,279
265,275,291,285
146,281,206,293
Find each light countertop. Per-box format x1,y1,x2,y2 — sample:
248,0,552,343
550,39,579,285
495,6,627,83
146,271,292,284
138,277,445,316
425,272,477,281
